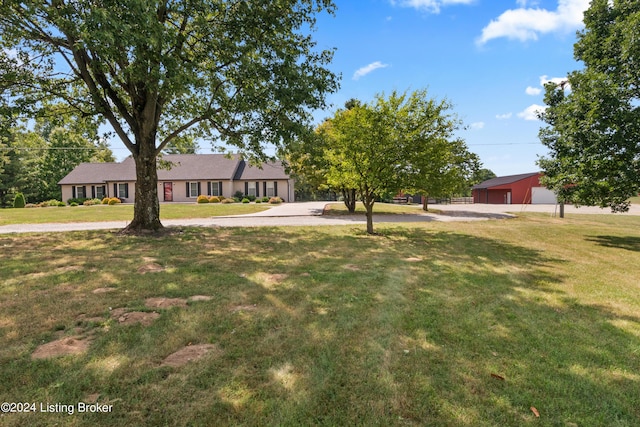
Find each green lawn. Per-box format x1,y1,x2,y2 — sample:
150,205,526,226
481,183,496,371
1,215,639,426
324,201,425,215
0,203,269,226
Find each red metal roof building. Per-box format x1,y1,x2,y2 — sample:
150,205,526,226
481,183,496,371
472,172,555,204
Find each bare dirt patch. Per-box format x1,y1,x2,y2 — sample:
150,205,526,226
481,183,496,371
32,336,93,359
137,263,165,274
266,273,288,282
113,311,160,326
343,264,360,271
161,344,221,368
145,297,188,309
404,257,423,262
92,287,117,294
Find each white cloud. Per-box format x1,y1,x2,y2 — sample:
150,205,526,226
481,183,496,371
477,0,590,45
390,0,475,14
525,86,542,96
496,112,513,120
352,61,390,80
470,121,485,130
540,74,567,86
518,104,547,120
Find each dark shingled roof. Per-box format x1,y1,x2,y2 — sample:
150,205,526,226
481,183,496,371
57,161,134,185
472,172,539,190
58,154,288,185
155,154,242,180
233,160,289,180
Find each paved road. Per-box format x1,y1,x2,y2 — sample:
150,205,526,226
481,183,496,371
1,201,637,234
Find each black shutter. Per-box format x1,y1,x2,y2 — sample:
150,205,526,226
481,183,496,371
72,186,76,199
91,186,95,198
219,182,223,196
197,182,201,196
82,186,86,198
186,182,190,197
244,182,248,195
114,183,118,197
207,182,211,196
102,186,106,198
263,182,267,196
255,182,260,197
124,183,129,198
274,182,278,196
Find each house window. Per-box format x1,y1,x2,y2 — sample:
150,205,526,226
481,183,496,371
118,183,128,199
187,182,200,198
95,186,105,199
209,182,221,196
114,183,129,199
247,184,257,197
75,186,86,199
266,182,275,197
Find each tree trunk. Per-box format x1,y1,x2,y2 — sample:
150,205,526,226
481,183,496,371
363,193,375,235
342,188,357,213
121,138,163,233
422,195,429,211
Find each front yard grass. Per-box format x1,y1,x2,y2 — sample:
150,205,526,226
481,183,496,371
324,201,426,215
0,203,269,226
1,214,639,426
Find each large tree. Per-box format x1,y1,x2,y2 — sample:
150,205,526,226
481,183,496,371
0,0,338,232
322,89,475,234
538,0,640,212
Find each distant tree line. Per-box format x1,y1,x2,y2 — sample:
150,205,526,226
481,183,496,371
0,104,114,207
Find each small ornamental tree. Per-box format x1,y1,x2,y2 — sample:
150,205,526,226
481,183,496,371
13,192,25,208
322,90,476,234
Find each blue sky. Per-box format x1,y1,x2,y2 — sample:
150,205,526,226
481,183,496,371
309,0,590,176
88,0,589,177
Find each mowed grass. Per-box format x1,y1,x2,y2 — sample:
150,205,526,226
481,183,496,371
324,201,425,215
1,215,639,426
0,203,269,226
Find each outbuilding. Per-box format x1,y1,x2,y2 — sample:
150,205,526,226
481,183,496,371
472,172,557,204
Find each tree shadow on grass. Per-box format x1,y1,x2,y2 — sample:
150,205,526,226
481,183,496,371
1,226,639,426
585,235,640,252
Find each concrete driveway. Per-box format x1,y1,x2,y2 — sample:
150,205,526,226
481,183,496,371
0,201,637,234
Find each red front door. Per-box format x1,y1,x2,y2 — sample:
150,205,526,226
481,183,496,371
163,182,173,202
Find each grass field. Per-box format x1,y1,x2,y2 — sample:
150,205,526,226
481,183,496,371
1,214,639,426
324,202,425,215
0,203,269,226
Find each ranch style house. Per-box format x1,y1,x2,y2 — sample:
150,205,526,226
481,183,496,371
58,154,295,203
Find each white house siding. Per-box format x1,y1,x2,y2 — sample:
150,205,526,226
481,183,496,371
58,155,293,204
61,183,123,202
232,180,292,201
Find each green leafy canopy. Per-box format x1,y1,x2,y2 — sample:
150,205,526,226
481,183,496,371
538,0,640,212
318,89,478,234
1,1,339,230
